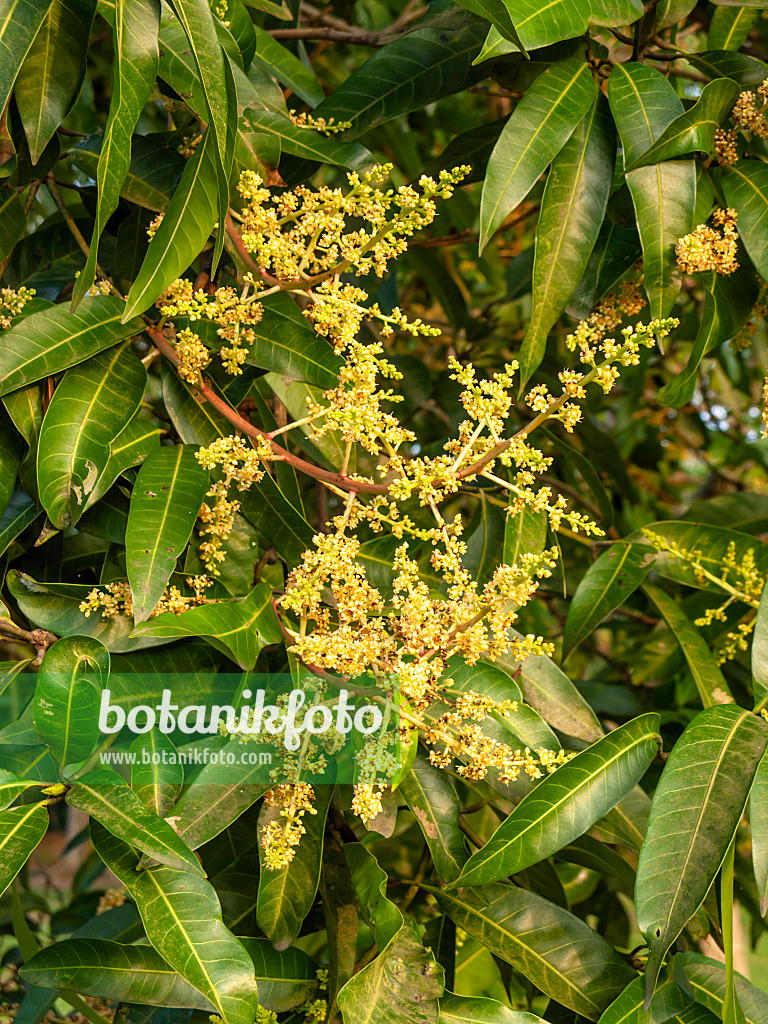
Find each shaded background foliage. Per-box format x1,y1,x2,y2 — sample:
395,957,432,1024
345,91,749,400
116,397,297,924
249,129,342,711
1,1,768,1023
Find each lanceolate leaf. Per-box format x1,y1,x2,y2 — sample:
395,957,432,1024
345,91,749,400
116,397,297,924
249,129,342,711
596,975,688,1024
0,803,49,898
72,134,185,212
70,0,160,307
240,938,320,1013
434,883,635,1019
452,0,527,52
439,994,545,1024
33,635,109,768
480,58,596,251
608,63,696,318
636,705,768,1005
0,297,145,396
657,267,759,408
248,26,324,106
564,542,652,659
709,8,759,51
503,504,547,566
67,770,201,873
309,18,488,139
14,0,96,162
91,821,258,1024
454,714,660,888
131,583,282,669
126,444,210,623
21,939,215,1010
643,584,734,708
82,411,162,512
37,342,147,529
750,751,768,915
625,79,740,171
123,129,219,319
722,162,768,281
753,583,768,713
677,952,768,1024
256,784,332,950
475,0,643,55
130,730,183,817
399,756,468,883
0,0,52,117
518,91,614,386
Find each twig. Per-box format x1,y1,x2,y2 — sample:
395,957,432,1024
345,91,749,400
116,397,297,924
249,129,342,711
0,617,57,664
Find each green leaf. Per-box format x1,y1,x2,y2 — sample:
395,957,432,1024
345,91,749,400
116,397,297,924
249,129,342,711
0,418,24,521
657,267,759,408
123,128,219,319
82,411,162,513
677,952,768,1024
596,975,688,1024
480,58,596,251
688,50,768,87
753,583,768,713
452,0,527,53
256,783,332,949
37,342,147,529
68,768,203,873
126,444,210,623
636,705,768,1004
91,821,258,1024
643,584,734,708
0,769,35,810
0,0,53,117
0,189,25,265
453,714,660,887
248,26,323,106
434,883,635,1019
32,635,109,768
625,79,740,171
70,0,160,307
750,751,768,915
309,18,488,140
130,729,183,816
496,634,604,742
132,583,282,669
503,504,547,567
72,134,185,212
20,938,215,1010
0,803,49,898
0,488,39,559
608,64,695,318
439,993,545,1023
0,296,145,396
721,162,768,281
243,109,372,170
518,91,614,386
563,542,654,659
345,841,403,949
475,0,643,56
400,756,468,883
239,938,320,1013
14,0,97,162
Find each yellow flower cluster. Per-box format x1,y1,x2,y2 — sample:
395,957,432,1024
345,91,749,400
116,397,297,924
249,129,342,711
289,110,352,135
0,286,35,330
732,81,768,138
260,782,317,870
675,208,739,276
715,128,738,166
79,577,212,619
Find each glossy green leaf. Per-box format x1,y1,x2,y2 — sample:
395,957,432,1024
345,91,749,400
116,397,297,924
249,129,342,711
636,705,768,1004
81,411,162,513
131,583,282,669
453,0,526,52
722,162,768,281
14,0,96,162
239,938,319,1013
596,975,688,1024
657,267,759,408
123,128,218,319
496,634,604,742
753,584,768,713
169,756,270,851
400,756,468,883
625,79,740,171
480,58,596,251
0,418,23,521
0,487,39,558
125,444,209,622
688,50,768,87
256,783,332,949
435,883,635,1019
608,64,695,318
678,952,768,1024
475,0,643,56
68,769,203,873
454,714,659,887
91,821,258,1024
750,751,768,915
0,297,145,396
0,0,52,116
564,542,653,659
643,584,734,708
72,134,185,212
0,803,48,898
710,9,759,51
569,219,641,318
503,503,547,567
71,0,160,306
519,91,614,385
37,342,146,529
309,18,488,140
32,635,108,768
0,769,33,810
0,189,25,264
439,993,545,1024
248,26,323,106
130,729,183,816
20,938,215,1009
